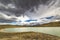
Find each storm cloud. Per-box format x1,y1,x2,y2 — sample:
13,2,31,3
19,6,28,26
0,0,50,16
0,0,60,24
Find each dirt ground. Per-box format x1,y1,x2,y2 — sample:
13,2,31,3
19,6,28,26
0,32,60,40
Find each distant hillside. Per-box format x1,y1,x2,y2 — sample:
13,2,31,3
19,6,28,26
39,21,60,27
0,21,60,28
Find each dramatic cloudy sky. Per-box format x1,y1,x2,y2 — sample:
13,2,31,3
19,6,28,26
0,0,60,24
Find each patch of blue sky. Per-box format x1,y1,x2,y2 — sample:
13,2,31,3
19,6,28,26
25,19,37,22
10,22,17,25
45,16,54,19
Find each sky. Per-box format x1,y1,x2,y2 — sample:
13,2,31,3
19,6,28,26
0,0,60,25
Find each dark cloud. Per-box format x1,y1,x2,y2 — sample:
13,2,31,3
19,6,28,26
13,0,49,9
0,14,17,23
0,19,16,23
0,0,12,5
0,0,53,23
0,0,50,16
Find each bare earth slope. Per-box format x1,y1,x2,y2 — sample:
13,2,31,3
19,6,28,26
0,32,60,40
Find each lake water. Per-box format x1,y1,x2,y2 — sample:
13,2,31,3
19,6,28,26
0,27,60,37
